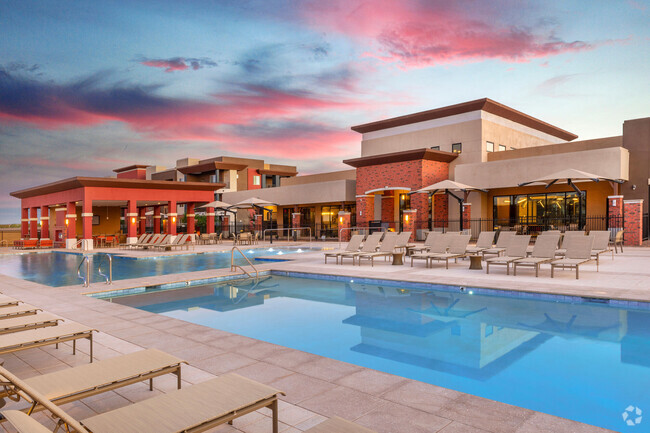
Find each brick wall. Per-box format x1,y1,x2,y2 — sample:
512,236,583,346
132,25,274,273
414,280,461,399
623,200,643,246
381,194,394,223
433,195,448,227
356,195,373,226
608,196,624,228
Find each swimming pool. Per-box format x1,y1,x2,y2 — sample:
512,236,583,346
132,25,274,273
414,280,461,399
0,247,316,287
108,273,650,432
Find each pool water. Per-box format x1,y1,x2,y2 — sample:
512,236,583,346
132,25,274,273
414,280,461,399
0,248,315,287
111,275,650,432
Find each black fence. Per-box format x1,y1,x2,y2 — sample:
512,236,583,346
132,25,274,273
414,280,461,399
643,213,649,241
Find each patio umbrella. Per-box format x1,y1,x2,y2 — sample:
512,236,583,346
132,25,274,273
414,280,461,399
518,169,624,194
414,180,487,230
229,197,276,209
196,200,232,209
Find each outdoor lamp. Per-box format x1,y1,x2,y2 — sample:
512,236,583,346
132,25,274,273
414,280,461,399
131,217,136,224
339,216,343,224
405,214,409,222
172,216,176,223
65,218,69,226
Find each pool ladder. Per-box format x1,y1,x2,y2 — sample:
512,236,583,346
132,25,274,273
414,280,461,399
230,246,259,281
77,254,113,287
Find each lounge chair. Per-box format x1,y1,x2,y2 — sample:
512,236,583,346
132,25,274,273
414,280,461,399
153,234,185,251
513,234,561,277
551,235,595,279
526,230,562,255
0,349,185,414
366,231,385,243
407,231,442,255
394,232,413,254
0,294,21,308
556,230,585,256
590,230,613,265
1,372,285,433
611,230,624,253
426,234,471,269
465,231,495,255
38,239,53,249
410,233,457,267
305,416,377,433
0,322,96,361
0,304,42,320
324,235,364,264
339,236,381,265
485,235,531,275
0,313,63,335
120,234,150,249
356,235,398,267
14,239,38,250
481,231,515,259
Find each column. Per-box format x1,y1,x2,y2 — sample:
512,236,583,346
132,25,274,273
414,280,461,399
55,207,66,243
66,201,77,249
40,206,50,240
21,208,28,238
433,195,448,228
167,200,177,239
410,192,430,238
254,213,263,233
126,200,138,244
138,207,146,235
381,194,394,229
623,199,643,246
402,209,417,242
462,203,471,231
186,203,195,239
153,205,162,234
206,207,215,234
29,207,38,239
81,200,93,251
608,195,624,229
355,195,374,227
338,211,351,241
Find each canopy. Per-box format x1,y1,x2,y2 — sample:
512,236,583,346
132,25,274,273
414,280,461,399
229,197,276,208
518,169,624,194
196,200,232,209
416,180,488,195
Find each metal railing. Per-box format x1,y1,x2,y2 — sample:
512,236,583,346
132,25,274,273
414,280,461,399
230,246,259,281
97,254,113,285
77,256,90,287
262,227,312,244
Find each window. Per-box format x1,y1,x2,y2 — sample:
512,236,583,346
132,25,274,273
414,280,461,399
486,141,494,152
492,192,586,225
253,175,261,186
452,143,462,154
499,144,506,151
431,146,440,150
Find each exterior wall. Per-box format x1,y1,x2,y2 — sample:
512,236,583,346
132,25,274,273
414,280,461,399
623,200,644,246
480,119,566,163
247,168,261,190
223,180,356,206
381,194,394,222
622,117,650,213
487,136,622,162
281,170,356,186
116,169,147,179
356,195,373,226
88,206,122,235
355,160,449,195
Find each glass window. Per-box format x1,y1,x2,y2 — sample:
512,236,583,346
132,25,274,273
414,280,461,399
452,143,462,154
431,146,440,150
253,176,261,186
493,196,511,225
499,144,506,151
486,141,494,152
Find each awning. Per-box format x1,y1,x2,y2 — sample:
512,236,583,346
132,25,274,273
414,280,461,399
364,187,411,195
415,180,488,195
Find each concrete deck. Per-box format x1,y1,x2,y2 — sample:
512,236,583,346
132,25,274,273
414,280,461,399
0,241,642,432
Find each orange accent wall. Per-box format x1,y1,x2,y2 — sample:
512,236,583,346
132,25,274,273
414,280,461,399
247,168,261,190
116,169,147,179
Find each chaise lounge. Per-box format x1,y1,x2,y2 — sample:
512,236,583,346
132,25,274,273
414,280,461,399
0,322,96,361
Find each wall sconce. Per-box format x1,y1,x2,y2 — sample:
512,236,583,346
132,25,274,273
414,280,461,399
404,214,409,222
339,217,344,224
131,217,136,224
65,219,69,226
172,216,176,223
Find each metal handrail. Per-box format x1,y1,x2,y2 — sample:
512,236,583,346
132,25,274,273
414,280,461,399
338,226,387,249
74,239,83,250
97,254,113,285
77,256,90,287
262,227,312,244
230,246,259,281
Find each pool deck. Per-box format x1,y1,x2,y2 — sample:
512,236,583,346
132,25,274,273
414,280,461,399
0,241,643,432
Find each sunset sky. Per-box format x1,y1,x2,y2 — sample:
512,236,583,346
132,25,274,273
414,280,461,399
1,0,649,223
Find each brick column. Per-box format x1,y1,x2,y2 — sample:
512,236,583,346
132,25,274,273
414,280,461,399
462,203,471,231
291,212,301,228
206,207,215,234
623,200,643,246
356,195,373,227
411,192,430,235
402,209,417,241
21,208,28,238
81,200,93,251
139,207,146,235
167,201,177,238
55,207,66,243
254,214,263,233
338,211,351,241
40,206,49,240
433,194,448,228
221,214,229,235
29,207,38,239
153,205,161,234
126,200,138,244
186,203,196,236
66,201,77,249
608,195,624,229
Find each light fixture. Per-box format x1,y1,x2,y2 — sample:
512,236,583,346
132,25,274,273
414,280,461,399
404,214,409,222
339,216,343,224
65,219,69,226
172,216,176,223
131,217,136,224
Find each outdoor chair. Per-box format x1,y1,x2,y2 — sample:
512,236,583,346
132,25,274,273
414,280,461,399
557,230,585,254
550,235,595,279
410,233,457,267
38,239,53,249
611,230,625,253
426,234,471,269
339,236,381,265
0,313,63,335
407,231,442,255
198,234,209,245
304,416,377,433
0,322,96,361
0,349,186,415
0,304,42,319
1,372,285,433
485,235,531,275
132,234,161,249
513,234,561,277
356,234,398,267
0,294,22,308
590,230,613,265
394,231,413,254
324,235,364,264
465,231,495,255
120,234,149,249
481,231,515,259
526,230,562,255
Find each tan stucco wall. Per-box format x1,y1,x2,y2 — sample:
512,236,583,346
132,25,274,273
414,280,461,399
454,147,629,190
222,179,356,207
487,136,622,162
281,170,356,186
481,119,564,159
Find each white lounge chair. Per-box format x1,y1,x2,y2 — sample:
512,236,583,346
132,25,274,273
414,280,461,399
551,235,595,279
514,234,561,277
324,235,364,264
485,235,531,275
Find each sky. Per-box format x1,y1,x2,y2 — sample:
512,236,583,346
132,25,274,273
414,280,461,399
1,0,649,223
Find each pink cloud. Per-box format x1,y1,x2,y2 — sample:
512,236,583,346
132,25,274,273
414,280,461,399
141,59,189,72
297,0,599,68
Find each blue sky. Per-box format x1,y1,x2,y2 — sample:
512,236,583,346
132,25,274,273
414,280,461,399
1,0,648,223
